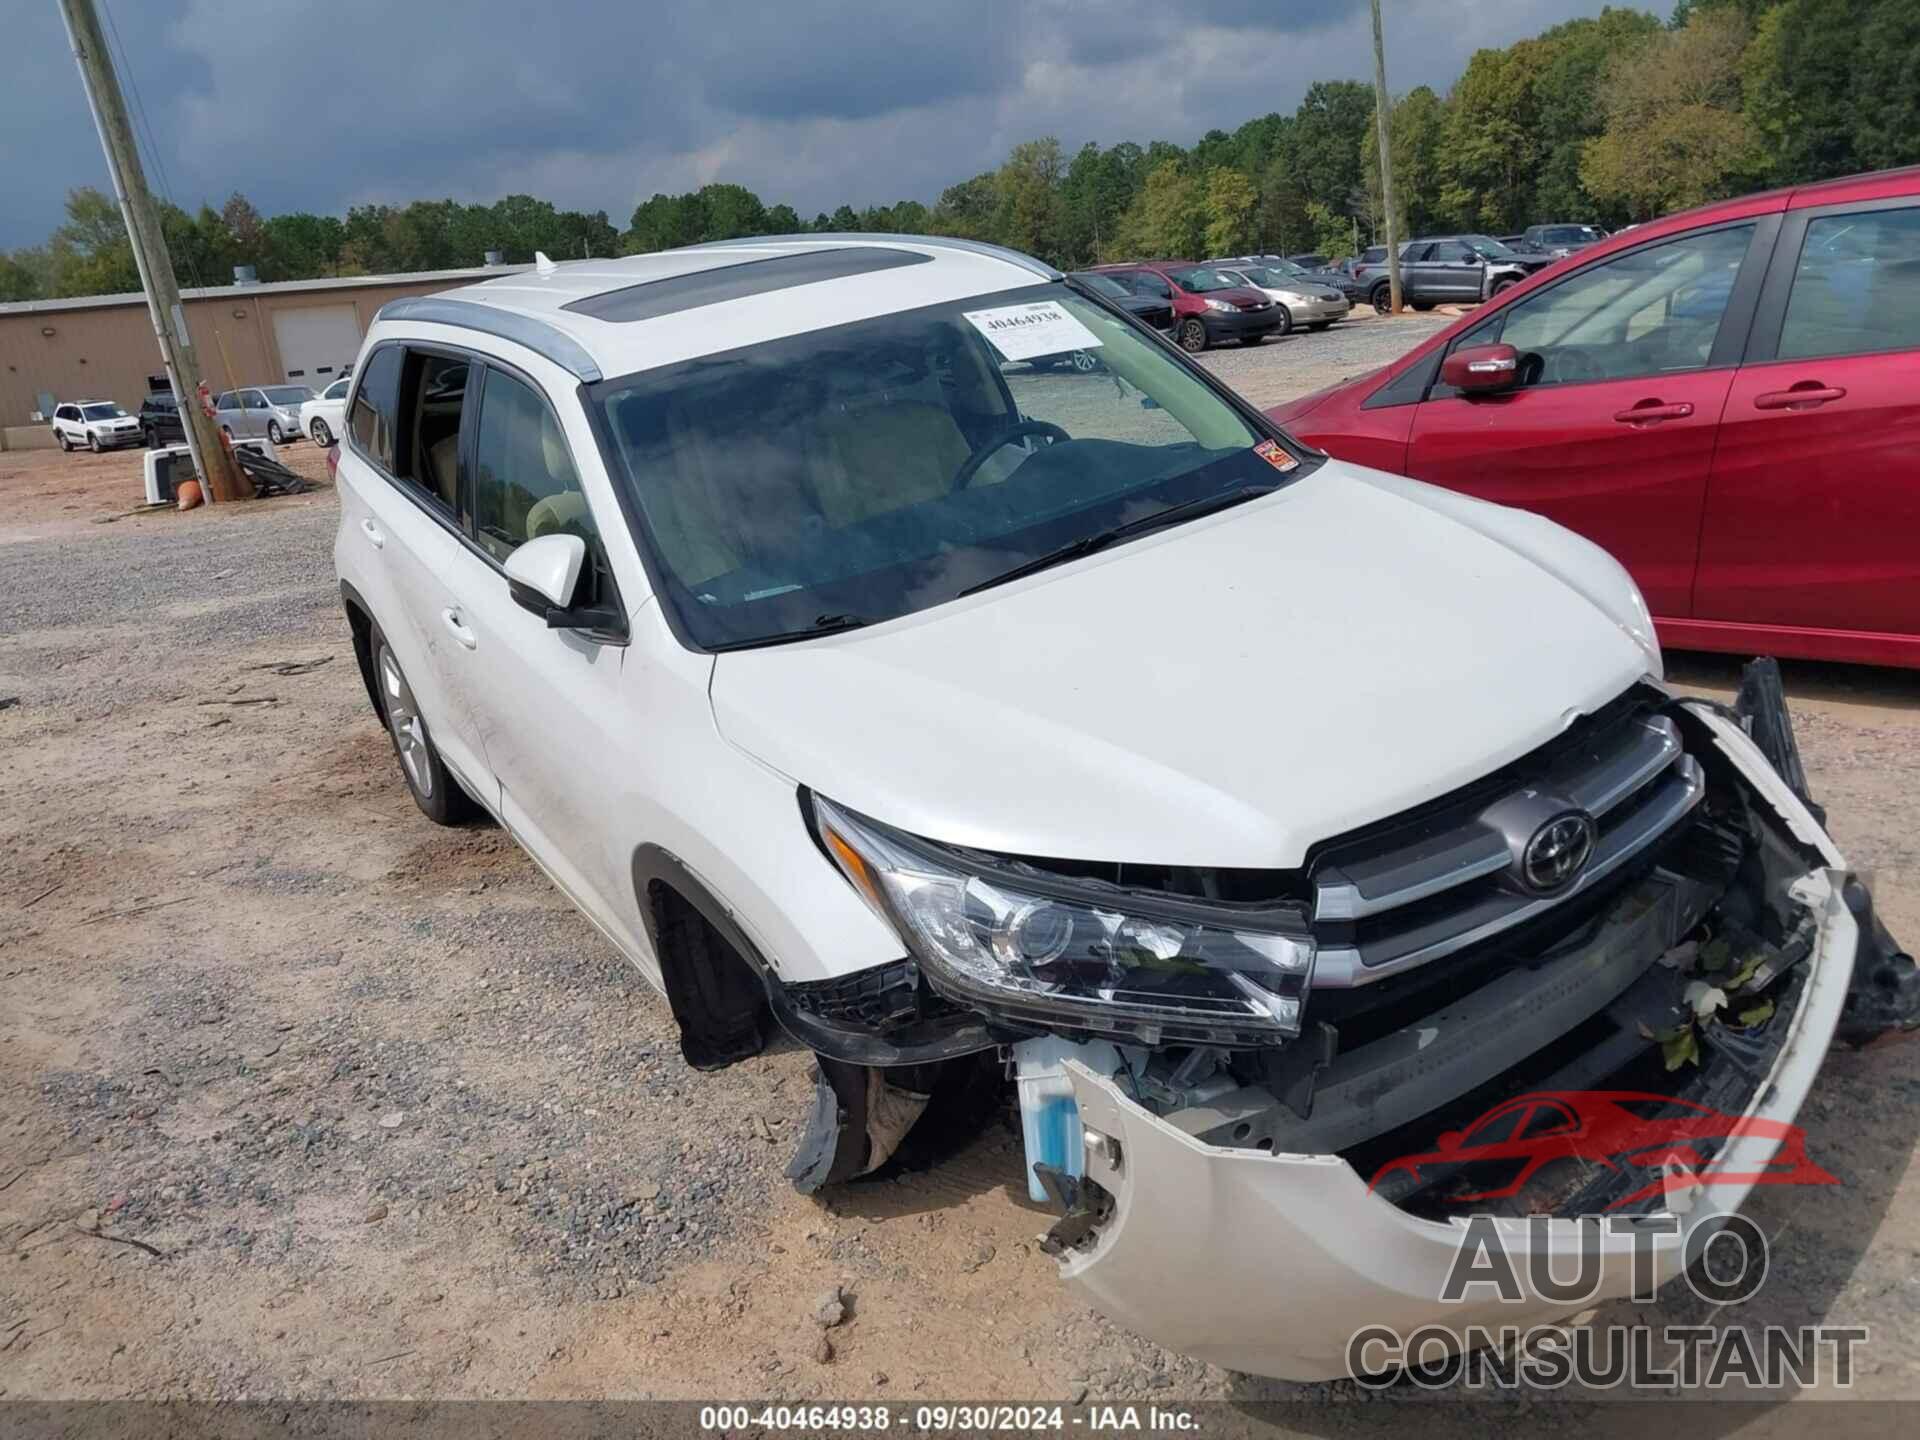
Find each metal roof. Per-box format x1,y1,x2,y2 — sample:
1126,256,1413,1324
0,262,534,318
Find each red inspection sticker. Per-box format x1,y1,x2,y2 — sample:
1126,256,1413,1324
1254,439,1299,473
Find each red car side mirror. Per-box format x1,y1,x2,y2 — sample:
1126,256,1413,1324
1436,1129,1464,1153
1441,343,1521,394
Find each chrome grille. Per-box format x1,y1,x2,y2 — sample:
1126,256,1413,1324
1310,711,1704,988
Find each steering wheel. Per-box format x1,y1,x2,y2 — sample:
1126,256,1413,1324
950,420,1070,491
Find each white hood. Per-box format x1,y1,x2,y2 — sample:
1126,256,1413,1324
709,461,1656,868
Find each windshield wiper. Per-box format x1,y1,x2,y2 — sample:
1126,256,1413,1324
957,484,1280,598
709,610,875,652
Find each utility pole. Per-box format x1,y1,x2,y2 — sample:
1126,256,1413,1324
57,0,247,502
1370,0,1403,316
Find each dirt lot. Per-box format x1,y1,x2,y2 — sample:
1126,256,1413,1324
3,331,1918,1420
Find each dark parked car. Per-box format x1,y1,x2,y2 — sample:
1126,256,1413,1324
1268,165,1920,669
1090,261,1282,352
1352,234,1557,312
138,391,186,448
1521,223,1609,257
1071,270,1173,332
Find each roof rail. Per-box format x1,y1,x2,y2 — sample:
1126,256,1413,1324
371,296,603,382
696,233,1063,282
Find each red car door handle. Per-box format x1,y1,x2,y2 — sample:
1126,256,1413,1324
1754,385,1847,410
1613,401,1694,425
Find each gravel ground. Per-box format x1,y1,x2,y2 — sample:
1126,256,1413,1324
3,335,1917,1418
1194,309,1454,409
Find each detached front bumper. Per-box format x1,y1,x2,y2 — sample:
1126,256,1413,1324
1049,702,1864,1381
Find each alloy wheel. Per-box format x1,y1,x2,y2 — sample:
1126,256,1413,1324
312,419,332,446
1179,318,1207,353
377,646,433,800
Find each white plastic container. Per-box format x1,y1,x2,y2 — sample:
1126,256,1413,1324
1014,1036,1123,1203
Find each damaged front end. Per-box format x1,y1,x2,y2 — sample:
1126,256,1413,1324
772,666,1913,1379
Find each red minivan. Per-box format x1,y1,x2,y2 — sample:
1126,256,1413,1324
1271,167,1920,668
1093,261,1282,353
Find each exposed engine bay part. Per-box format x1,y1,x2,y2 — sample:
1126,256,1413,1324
1727,657,1917,1042
786,1051,1003,1194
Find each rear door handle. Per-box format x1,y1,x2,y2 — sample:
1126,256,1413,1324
360,518,384,549
1754,385,1847,410
442,608,477,650
1613,401,1694,425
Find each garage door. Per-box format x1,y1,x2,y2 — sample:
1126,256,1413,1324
272,304,363,384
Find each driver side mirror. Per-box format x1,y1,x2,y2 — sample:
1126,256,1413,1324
504,532,623,635
1441,343,1520,394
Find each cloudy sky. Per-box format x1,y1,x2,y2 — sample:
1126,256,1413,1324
3,0,1616,251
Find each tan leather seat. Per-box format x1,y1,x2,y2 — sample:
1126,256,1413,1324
808,401,970,527
427,434,459,508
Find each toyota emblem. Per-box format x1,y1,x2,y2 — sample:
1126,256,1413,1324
1521,813,1597,894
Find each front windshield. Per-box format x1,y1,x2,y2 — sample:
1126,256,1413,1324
81,404,126,420
1078,273,1131,300
1464,235,1519,259
590,283,1300,649
1165,266,1237,293
1238,265,1304,287
266,386,316,406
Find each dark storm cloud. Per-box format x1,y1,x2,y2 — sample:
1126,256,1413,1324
2,0,1610,251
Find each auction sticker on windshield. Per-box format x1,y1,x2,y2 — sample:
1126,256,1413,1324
964,300,1104,362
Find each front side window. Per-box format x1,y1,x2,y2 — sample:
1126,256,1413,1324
1430,241,1475,263
1078,273,1131,301
590,284,1293,649
1129,271,1172,300
325,378,351,400
471,367,600,567
1464,224,1754,389
1778,205,1920,361
1463,235,1518,260
213,393,234,412
243,391,269,411
347,346,401,471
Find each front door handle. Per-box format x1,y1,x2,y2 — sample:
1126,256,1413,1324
1613,401,1694,425
360,518,384,549
1754,384,1847,411
442,608,477,650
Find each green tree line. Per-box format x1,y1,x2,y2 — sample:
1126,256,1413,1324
4,0,1915,304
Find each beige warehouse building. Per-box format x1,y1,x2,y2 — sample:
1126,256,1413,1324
0,262,530,443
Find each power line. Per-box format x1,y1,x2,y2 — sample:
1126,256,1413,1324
99,0,206,289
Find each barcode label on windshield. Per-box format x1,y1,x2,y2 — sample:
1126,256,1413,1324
963,301,1103,362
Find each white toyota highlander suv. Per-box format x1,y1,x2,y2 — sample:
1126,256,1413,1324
330,235,1907,1381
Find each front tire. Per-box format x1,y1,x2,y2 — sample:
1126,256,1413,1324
88,431,101,452
1273,305,1293,338
1178,317,1209,353
268,420,285,445
57,431,72,452
371,630,479,827
311,418,333,447
1491,277,1520,297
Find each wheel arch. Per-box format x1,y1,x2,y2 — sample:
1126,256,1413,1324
632,843,776,1072
338,580,385,722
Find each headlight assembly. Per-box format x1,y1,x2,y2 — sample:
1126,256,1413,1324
1202,298,1239,313
811,795,1314,1046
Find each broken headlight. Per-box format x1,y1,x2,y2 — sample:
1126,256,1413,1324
811,795,1314,1046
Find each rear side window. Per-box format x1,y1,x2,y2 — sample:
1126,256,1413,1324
470,367,600,567
394,352,470,514
348,347,401,471
1779,206,1920,360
